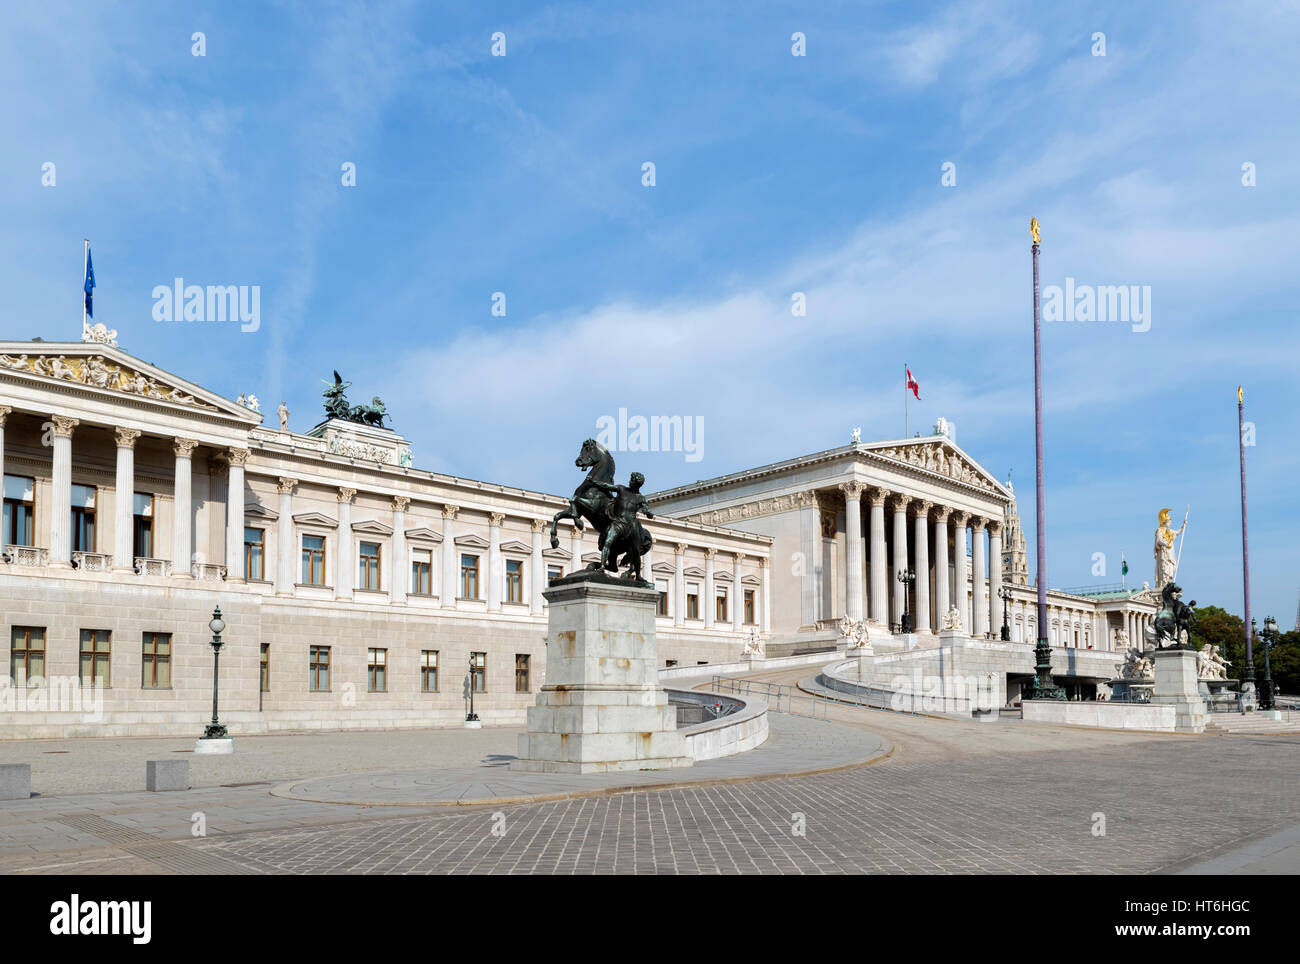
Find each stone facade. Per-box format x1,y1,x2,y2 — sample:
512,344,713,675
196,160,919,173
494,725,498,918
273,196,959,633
0,340,770,739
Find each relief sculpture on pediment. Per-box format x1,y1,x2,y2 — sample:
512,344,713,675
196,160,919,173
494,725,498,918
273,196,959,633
0,353,217,411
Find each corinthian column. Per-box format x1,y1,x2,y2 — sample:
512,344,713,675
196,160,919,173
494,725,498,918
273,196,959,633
171,438,198,576
49,415,79,567
336,487,355,600
704,547,717,629
224,447,249,581
913,501,932,632
530,519,546,615
673,543,687,627
732,553,745,632
971,517,988,636
276,478,297,594
933,505,951,624
951,511,969,631
988,521,1004,638
488,512,505,611
868,488,888,625
840,482,865,622
891,495,911,630
391,496,409,605
441,505,459,608
113,427,141,571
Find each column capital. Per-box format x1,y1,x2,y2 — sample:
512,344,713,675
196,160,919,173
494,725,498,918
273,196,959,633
970,516,988,532
932,504,952,522
114,427,142,449
951,510,970,526
51,414,79,438
838,480,866,500
758,556,769,569
392,496,411,512
986,520,1003,536
891,494,912,513
531,518,549,533
207,455,228,478
337,487,357,504
0,405,11,426
674,542,688,555
914,499,934,516
227,447,250,466
173,437,199,458
441,503,459,520
733,551,745,564
704,546,717,558
489,512,506,527
277,477,298,495
868,487,889,507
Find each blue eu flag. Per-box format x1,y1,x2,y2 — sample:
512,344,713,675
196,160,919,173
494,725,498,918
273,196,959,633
84,247,95,318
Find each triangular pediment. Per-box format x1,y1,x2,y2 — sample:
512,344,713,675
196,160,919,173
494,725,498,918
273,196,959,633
864,438,1008,496
244,502,278,521
404,526,442,543
651,561,676,574
455,533,490,549
543,546,571,560
581,552,603,564
741,574,761,585
499,540,531,555
292,511,337,528
0,341,263,423
352,519,394,536
683,565,706,578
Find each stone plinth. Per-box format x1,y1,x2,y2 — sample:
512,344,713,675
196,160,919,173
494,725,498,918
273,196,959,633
146,759,190,791
194,737,234,754
0,763,31,800
1151,648,1207,733
512,576,693,774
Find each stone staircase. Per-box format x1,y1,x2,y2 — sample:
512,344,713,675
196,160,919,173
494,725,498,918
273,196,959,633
1205,710,1300,734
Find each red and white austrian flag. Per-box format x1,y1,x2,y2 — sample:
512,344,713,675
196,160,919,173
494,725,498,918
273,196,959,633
906,368,921,400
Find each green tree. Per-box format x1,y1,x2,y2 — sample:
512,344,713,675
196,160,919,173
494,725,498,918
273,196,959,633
1188,605,1299,696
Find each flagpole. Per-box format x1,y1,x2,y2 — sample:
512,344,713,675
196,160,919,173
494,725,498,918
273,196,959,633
82,239,89,334
904,363,908,438
1238,387,1255,700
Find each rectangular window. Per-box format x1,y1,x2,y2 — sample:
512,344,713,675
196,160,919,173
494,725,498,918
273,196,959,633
460,554,480,599
547,565,563,585
655,578,669,617
359,541,381,591
687,582,700,620
411,548,433,595
10,626,45,685
421,650,439,692
79,629,111,687
260,643,270,692
302,534,326,585
4,475,35,547
505,559,523,603
71,484,96,553
309,645,330,691
132,493,153,558
515,653,531,693
470,651,486,693
367,647,387,692
141,632,171,689
244,527,265,580
744,589,756,625
716,588,728,623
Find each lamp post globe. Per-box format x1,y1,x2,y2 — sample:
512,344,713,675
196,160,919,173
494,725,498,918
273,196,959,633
1260,616,1277,711
896,568,915,635
998,585,1013,641
466,653,480,723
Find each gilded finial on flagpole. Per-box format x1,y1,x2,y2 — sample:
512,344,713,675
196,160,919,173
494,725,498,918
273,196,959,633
1237,385,1243,404
1029,217,1041,245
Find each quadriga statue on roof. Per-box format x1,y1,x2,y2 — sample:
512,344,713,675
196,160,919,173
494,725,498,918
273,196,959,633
549,439,653,585
321,371,390,428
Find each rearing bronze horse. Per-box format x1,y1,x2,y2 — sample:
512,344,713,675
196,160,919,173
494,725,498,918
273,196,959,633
550,439,616,562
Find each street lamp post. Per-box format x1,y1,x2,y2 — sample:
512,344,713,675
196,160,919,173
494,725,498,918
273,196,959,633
897,568,915,634
998,585,1012,641
466,653,480,723
1260,616,1278,711
202,606,228,740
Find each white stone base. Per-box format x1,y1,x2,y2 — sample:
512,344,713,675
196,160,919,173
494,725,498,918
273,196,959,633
463,720,483,729
194,737,234,755
512,577,692,774
1151,648,1207,733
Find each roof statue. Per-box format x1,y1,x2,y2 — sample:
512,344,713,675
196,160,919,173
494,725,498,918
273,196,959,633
321,370,390,428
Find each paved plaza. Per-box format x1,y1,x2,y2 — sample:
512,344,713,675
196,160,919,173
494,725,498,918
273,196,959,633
1,667,1296,875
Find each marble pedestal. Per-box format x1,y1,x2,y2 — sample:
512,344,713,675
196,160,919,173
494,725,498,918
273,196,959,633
1151,649,1207,733
512,576,693,774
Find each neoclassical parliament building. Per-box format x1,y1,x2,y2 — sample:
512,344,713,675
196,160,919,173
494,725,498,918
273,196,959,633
1,332,1156,738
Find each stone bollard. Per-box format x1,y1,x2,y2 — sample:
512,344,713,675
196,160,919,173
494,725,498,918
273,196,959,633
146,759,190,792
0,763,32,800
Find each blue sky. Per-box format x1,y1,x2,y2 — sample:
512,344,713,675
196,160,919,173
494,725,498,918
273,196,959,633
3,0,1297,624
